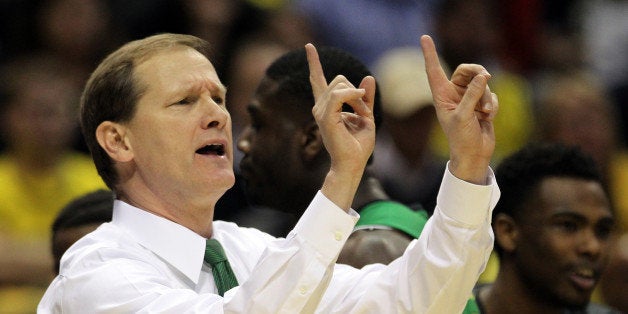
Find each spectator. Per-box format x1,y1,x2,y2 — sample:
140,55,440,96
474,143,619,313
0,54,106,313
535,71,628,310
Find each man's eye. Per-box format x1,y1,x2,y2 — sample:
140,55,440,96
212,96,224,105
175,97,194,105
556,220,579,233
595,223,614,240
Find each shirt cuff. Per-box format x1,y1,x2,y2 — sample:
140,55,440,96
436,162,499,226
292,191,359,260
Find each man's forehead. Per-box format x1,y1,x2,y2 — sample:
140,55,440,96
254,76,280,97
136,47,224,92
251,79,283,110
518,177,611,217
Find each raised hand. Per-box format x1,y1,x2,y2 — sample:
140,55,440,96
420,35,499,184
305,43,376,211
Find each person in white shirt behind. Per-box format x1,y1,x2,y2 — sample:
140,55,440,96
38,33,499,313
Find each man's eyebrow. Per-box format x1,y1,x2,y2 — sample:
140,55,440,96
551,211,586,219
597,216,616,227
178,79,227,97
195,76,226,96
205,81,226,97
551,210,615,225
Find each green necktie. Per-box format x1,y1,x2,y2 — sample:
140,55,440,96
204,239,239,296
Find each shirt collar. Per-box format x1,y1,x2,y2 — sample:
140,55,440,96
112,200,207,284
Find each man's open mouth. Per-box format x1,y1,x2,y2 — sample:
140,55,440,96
196,144,225,156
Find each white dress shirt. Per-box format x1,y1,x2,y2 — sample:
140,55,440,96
38,164,499,313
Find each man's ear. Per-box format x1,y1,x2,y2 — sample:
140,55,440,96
95,121,133,162
494,213,519,253
299,120,324,163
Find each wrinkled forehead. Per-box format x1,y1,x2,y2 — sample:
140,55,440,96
134,46,224,93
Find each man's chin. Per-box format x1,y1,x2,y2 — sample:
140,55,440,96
563,303,588,312
209,172,236,193
560,293,591,311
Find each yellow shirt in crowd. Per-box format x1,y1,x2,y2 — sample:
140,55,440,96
0,152,106,313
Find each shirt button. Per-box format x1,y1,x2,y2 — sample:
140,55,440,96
299,286,308,295
334,231,343,241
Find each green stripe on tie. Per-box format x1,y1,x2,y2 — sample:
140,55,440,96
204,239,239,296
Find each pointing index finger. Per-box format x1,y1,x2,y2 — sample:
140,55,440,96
305,43,328,101
420,35,448,90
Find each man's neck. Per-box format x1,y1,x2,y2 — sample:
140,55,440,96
117,187,216,239
479,270,565,314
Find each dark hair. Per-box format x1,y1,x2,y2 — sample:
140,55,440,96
492,142,604,255
52,189,114,233
51,189,114,273
81,33,212,191
264,46,383,130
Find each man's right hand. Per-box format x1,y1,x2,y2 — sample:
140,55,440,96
421,35,499,184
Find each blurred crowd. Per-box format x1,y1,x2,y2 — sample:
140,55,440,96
0,0,626,312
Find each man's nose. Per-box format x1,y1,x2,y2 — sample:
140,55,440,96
579,228,605,260
201,98,229,129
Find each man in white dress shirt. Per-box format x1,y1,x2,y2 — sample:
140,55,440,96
38,33,500,313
